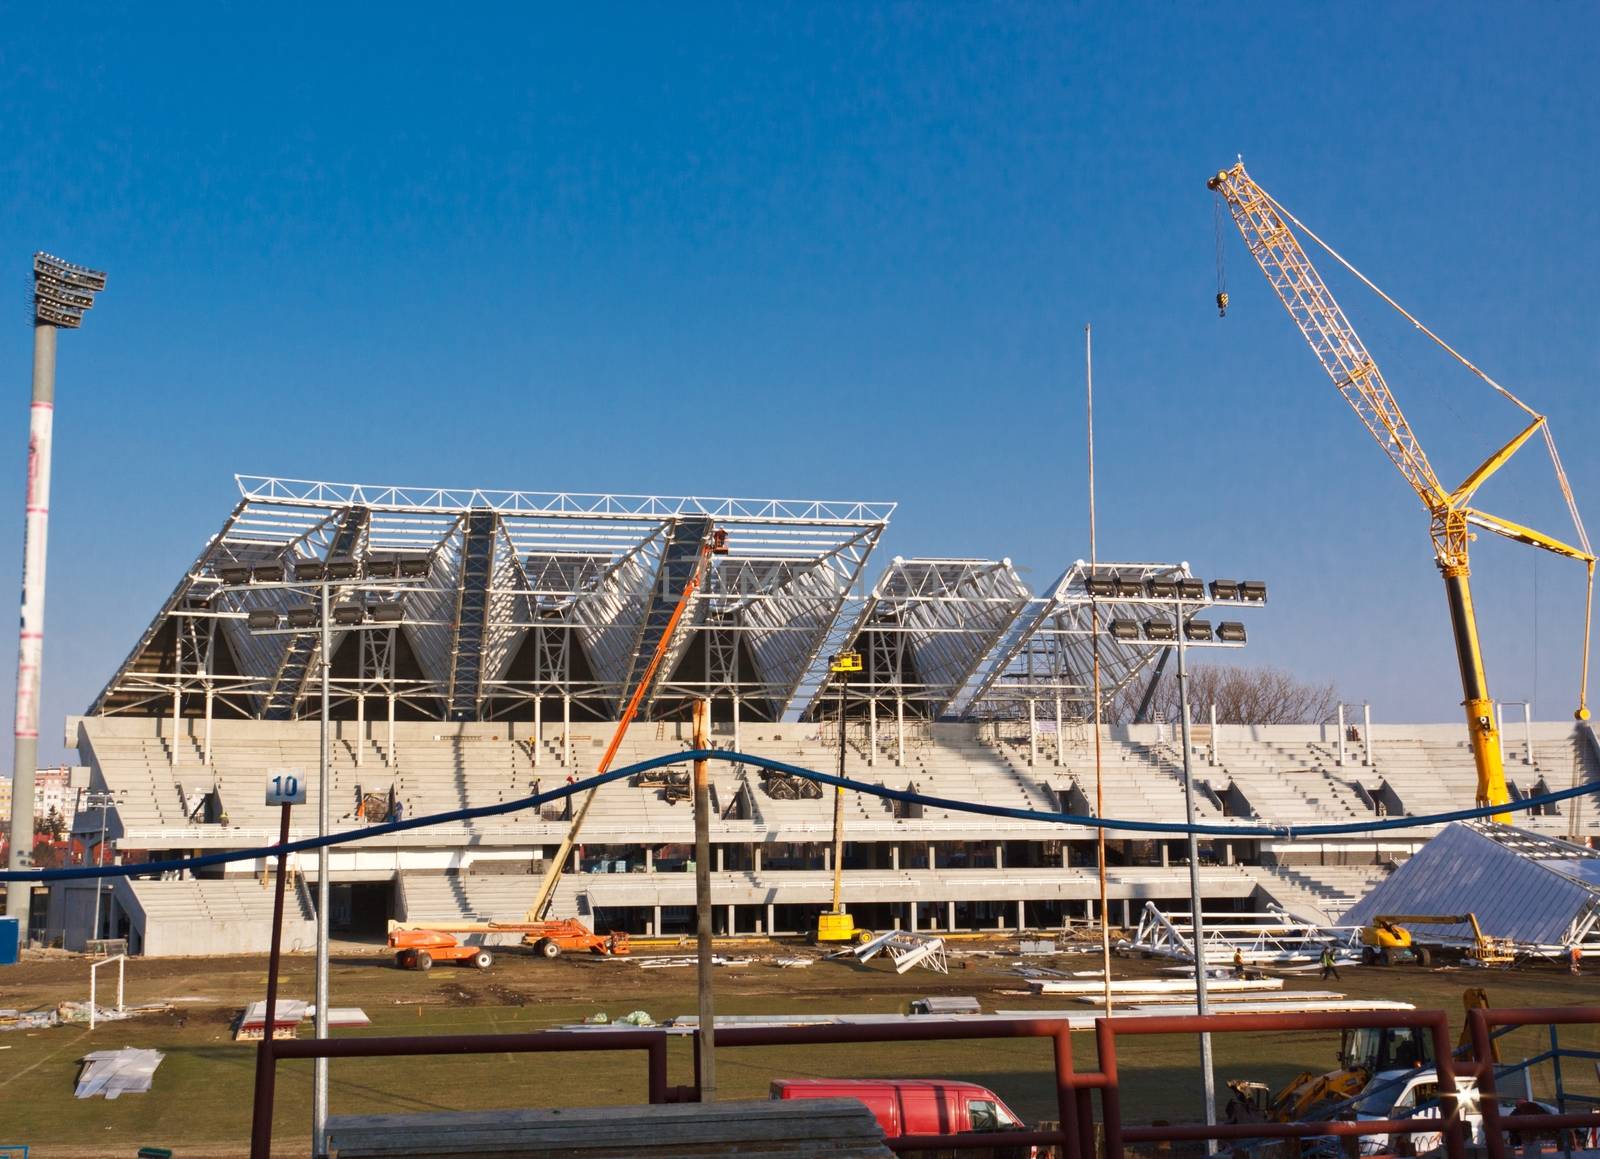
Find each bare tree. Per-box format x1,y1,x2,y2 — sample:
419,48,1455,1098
1113,662,1338,725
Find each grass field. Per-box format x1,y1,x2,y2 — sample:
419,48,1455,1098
1,940,1596,1157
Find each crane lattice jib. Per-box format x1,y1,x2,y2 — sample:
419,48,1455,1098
1210,165,1453,533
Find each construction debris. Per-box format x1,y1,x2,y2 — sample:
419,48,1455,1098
1118,901,1357,966
852,931,947,974
1028,976,1283,996
235,1001,369,1041
75,1047,164,1099
910,996,981,1015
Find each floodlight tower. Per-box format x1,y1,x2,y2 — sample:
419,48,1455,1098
6,254,106,938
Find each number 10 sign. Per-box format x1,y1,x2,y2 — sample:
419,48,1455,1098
265,768,308,806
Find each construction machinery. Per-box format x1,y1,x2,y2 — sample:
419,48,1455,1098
814,650,874,945
1360,913,1515,967
388,920,628,969
1226,1021,1437,1124
392,523,725,967
1209,162,1595,822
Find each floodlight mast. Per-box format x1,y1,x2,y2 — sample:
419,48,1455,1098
6,255,106,938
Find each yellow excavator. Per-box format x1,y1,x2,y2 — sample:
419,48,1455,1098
1210,163,1595,822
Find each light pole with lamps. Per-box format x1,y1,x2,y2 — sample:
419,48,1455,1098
1106,572,1264,1138
7,255,106,943
219,562,424,1158
81,790,116,944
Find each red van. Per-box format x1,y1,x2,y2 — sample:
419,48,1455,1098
771,1078,1028,1143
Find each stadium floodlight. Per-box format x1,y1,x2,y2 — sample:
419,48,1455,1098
287,607,318,629
1177,578,1205,601
10,252,108,932
294,561,327,582
246,610,280,632
1240,580,1268,602
1109,618,1141,641
370,601,405,623
398,557,431,579
1113,574,1144,598
364,557,398,579
325,559,359,581
252,563,285,583
1218,621,1247,643
1184,619,1214,642
1086,574,1116,598
1144,619,1177,641
32,253,107,329
218,564,254,585
332,604,365,626
1147,577,1178,600
1209,579,1241,601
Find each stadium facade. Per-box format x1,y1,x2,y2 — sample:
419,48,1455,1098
37,477,1600,955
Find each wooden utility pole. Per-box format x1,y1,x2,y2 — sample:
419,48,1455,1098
692,698,716,1101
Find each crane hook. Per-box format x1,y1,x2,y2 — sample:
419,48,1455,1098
1216,291,1229,318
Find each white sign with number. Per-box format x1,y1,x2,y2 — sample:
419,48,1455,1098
265,768,307,806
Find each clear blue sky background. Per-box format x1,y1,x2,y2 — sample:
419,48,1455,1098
1,4,1597,765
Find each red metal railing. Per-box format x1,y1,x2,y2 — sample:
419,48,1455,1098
1469,1005,1600,1159
248,1006,1600,1158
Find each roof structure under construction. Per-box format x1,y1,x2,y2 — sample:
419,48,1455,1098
89,475,1263,726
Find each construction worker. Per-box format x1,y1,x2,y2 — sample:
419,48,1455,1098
1233,947,1246,978
1321,944,1341,980
1571,945,1583,976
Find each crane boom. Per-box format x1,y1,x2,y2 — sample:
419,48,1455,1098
1209,162,1596,820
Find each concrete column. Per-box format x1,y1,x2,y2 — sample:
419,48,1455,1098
1161,843,1169,867
646,847,655,873
355,692,364,768
1055,696,1064,767
726,903,735,935
947,900,956,931
532,695,541,767
1016,898,1026,931
994,842,1004,869
868,698,877,767
716,847,725,872
201,688,214,768
890,845,900,870
823,846,831,872
652,906,661,935
171,688,182,767
766,903,775,934
752,845,761,872
732,695,741,753
1028,700,1037,767
927,843,936,871
1224,842,1235,866
1060,845,1069,869
562,695,572,767
1122,898,1131,927
908,902,918,931
896,696,905,767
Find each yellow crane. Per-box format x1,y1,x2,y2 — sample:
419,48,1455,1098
1208,162,1595,820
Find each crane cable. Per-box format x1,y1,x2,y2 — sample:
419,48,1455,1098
1244,180,1595,720
1213,193,1229,316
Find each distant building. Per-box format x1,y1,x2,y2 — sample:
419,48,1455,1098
0,767,82,829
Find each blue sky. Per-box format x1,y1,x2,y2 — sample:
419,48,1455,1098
2,4,1597,764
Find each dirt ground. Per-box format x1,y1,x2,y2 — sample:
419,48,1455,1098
2,937,1597,1157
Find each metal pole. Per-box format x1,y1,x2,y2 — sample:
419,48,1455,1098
831,676,847,915
91,798,108,943
1176,604,1217,1140
691,699,716,1101
1087,323,1113,1019
1524,702,1534,765
250,802,295,1159
7,324,57,937
314,582,330,1156
1363,703,1373,766
1337,704,1347,766
1208,702,1218,766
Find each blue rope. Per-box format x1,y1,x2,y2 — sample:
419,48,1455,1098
7,747,1597,884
